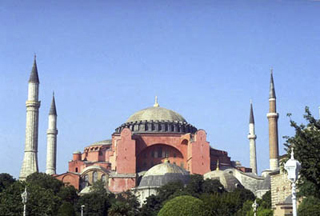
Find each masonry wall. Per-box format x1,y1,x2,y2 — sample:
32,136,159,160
190,130,210,175
270,171,292,209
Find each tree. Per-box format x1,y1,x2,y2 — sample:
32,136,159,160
158,195,206,216
0,180,25,215
58,202,76,216
140,181,185,216
185,174,204,197
108,190,139,216
0,173,16,193
0,172,79,216
298,196,320,216
260,190,271,209
284,107,320,198
76,180,112,216
201,178,226,194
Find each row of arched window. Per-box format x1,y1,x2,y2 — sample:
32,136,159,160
83,171,107,184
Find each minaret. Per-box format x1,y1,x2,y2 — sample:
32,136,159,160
248,101,257,175
267,69,279,170
46,93,58,175
20,56,41,180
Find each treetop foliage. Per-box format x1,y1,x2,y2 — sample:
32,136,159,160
284,107,320,198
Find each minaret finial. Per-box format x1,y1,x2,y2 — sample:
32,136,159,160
291,147,294,159
249,101,255,124
29,55,40,83
154,96,159,107
269,68,276,99
49,93,57,116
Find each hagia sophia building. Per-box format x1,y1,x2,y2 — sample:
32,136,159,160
19,56,280,202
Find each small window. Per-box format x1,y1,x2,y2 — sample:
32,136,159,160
165,150,169,158
75,168,78,172
158,147,162,158
84,174,89,186
101,174,106,182
93,171,98,183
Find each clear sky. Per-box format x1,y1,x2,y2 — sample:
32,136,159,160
1,0,319,178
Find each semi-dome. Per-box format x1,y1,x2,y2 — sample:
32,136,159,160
204,169,243,192
139,161,190,187
115,97,197,134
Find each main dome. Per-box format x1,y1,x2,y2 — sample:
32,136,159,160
126,106,186,123
115,97,197,134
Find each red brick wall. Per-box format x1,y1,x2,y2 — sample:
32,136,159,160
116,128,136,174
190,130,210,175
55,173,80,190
109,177,136,193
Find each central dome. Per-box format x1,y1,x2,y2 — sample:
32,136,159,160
114,97,197,134
126,106,186,123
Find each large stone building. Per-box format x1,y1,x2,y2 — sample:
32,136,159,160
20,57,282,201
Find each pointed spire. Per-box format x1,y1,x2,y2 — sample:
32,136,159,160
269,68,276,99
216,159,220,171
49,93,57,116
29,55,40,83
249,100,255,124
154,96,159,107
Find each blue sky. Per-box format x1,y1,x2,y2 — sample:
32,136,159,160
1,0,319,178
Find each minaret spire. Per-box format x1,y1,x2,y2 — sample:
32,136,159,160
248,101,257,175
20,56,41,180
267,69,279,170
49,93,57,116
29,55,40,84
46,93,58,175
269,68,276,99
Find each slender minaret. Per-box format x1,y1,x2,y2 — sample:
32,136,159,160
248,101,257,175
46,93,58,175
267,69,279,170
20,56,41,180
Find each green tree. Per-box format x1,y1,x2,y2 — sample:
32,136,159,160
0,172,79,216
140,181,185,216
58,202,76,216
0,173,16,193
0,180,25,215
108,190,139,216
76,180,112,216
284,107,320,198
260,190,271,209
158,195,206,216
185,174,204,197
298,196,320,216
201,178,226,194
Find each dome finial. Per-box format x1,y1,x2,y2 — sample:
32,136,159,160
154,96,159,107
216,159,220,171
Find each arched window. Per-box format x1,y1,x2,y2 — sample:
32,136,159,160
75,167,78,172
93,171,98,183
101,174,106,182
84,174,89,186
